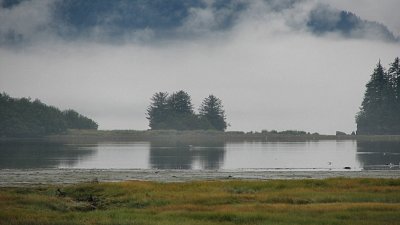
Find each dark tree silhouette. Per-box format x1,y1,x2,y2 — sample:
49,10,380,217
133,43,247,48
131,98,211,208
388,57,400,133
146,92,169,129
167,91,193,115
388,58,400,102
63,109,98,130
199,95,227,131
356,58,400,134
0,93,98,137
146,91,228,131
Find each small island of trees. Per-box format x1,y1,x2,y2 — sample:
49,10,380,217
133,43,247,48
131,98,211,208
356,57,400,134
146,91,228,131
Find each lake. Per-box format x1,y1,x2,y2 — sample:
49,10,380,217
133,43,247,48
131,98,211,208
0,140,399,171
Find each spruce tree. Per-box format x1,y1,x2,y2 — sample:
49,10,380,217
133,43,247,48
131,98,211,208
199,95,227,131
357,61,391,134
388,57,400,132
167,91,193,115
146,92,169,129
388,57,400,100
165,91,196,130
356,61,398,134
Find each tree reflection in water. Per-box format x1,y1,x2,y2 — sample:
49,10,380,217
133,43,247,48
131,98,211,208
149,141,225,170
357,141,400,169
0,141,96,169
2,140,399,170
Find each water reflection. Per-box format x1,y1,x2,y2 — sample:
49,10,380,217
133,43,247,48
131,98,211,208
224,141,359,170
149,142,225,170
0,141,95,169
1,140,400,170
68,142,150,169
356,141,400,169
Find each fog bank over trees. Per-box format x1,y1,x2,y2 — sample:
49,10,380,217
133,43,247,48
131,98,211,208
0,1,399,134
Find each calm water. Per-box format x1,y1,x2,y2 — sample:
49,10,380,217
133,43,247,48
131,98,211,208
0,140,400,171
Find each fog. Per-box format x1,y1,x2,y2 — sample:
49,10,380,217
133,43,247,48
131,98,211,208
0,0,399,134
326,0,400,36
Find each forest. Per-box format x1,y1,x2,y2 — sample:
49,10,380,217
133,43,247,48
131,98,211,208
147,91,227,131
357,57,400,134
3,56,400,137
0,93,98,137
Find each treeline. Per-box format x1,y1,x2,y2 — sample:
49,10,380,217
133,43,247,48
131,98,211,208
147,91,227,131
262,130,312,135
0,93,98,137
356,57,400,134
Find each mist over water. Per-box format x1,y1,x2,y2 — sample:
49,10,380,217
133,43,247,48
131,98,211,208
0,0,399,134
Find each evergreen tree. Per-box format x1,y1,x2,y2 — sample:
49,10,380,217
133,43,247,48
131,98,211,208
167,90,193,115
388,57,400,100
357,60,395,134
146,91,229,131
388,57,400,132
146,92,169,129
165,90,196,130
199,95,227,131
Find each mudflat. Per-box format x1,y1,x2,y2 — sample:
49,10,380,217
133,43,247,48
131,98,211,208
1,169,399,187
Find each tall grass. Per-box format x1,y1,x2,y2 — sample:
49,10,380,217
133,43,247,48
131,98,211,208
0,178,400,224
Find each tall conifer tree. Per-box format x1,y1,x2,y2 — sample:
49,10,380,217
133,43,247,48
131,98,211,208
388,57,400,132
357,59,400,134
199,95,227,131
357,61,389,134
388,57,400,100
167,91,193,115
146,92,169,129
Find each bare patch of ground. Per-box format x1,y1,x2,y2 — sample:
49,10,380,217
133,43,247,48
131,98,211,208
1,169,399,186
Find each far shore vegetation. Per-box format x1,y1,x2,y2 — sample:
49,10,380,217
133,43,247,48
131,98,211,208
1,178,400,225
147,91,227,131
0,93,98,137
11,129,400,144
3,57,400,138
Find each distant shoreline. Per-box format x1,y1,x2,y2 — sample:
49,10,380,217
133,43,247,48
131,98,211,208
3,129,400,143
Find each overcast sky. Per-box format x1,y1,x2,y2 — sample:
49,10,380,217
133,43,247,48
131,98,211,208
0,0,399,134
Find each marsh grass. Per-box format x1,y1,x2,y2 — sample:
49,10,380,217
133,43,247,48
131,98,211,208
1,178,400,224
44,129,349,144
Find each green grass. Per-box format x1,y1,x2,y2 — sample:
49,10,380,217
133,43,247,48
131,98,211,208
1,178,400,224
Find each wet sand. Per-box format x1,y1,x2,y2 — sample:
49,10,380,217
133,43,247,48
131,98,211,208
1,169,399,187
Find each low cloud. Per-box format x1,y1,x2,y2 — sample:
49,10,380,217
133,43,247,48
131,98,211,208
0,0,399,134
0,0,55,44
325,0,400,36
0,0,398,44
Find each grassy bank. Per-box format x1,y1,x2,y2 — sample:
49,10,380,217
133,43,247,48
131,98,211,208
47,129,400,143
1,178,400,224
4,129,400,143
43,129,352,143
